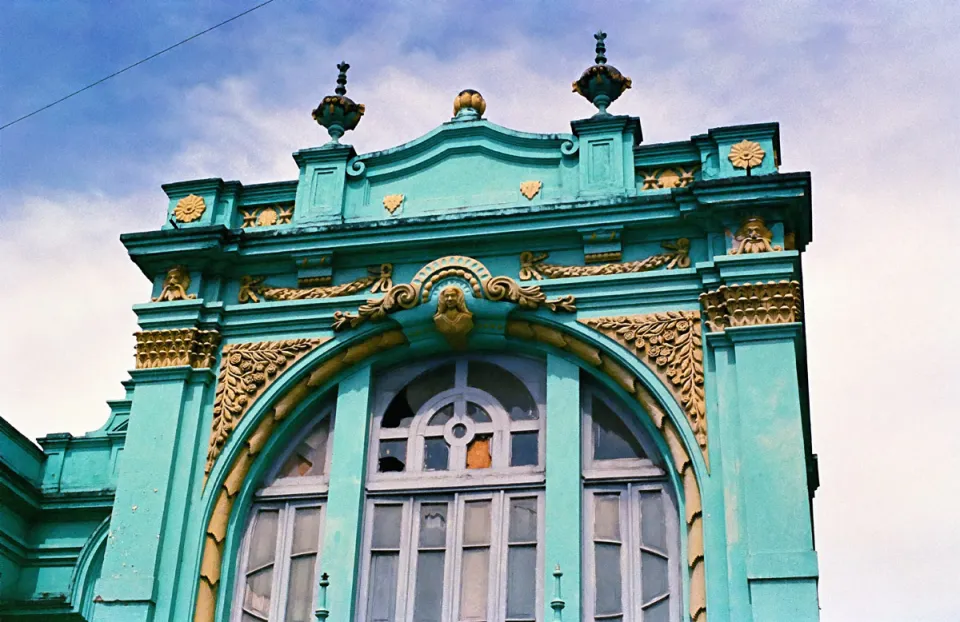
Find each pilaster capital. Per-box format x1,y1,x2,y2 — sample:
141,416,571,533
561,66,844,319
134,328,221,370
699,280,802,332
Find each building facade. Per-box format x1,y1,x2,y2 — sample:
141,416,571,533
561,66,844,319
0,37,820,622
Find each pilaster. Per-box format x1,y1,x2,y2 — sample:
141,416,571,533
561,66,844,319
293,144,355,224
571,115,640,196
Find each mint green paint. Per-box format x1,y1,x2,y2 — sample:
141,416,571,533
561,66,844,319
321,365,374,620
544,354,582,620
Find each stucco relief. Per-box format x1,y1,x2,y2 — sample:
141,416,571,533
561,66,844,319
134,328,220,370
433,286,474,349
700,281,802,331
728,216,781,255
238,264,393,303
151,266,197,302
519,238,690,280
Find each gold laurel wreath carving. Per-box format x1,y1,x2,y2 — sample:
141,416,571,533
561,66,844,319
581,311,706,452
204,338,329,476
506,319,706,622
700,281,802,332
332,256,575,332
238,264,393,303
519,239,691,281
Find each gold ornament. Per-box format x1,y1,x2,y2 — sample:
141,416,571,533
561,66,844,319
383,194,404,214
453,89,486,117
433,286,474,349
519,239,690,280
241,204,294,228
700,281,802,332
238,264,393,303
728,139,765,170
639,166,699,190
728,217,782,255
173,194,206,223
520,180,542,200
152,266,197,302
135,329,220,369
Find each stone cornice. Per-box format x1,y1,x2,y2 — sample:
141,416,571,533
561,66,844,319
700,281,802,332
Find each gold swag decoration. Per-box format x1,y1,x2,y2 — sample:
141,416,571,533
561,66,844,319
205,338,329,476
238,264,393,303
581,311,706,453
519,239,690,281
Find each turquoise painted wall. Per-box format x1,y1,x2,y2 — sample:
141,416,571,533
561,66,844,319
1,87,818,622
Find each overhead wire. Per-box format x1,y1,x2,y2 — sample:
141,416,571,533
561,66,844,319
0,0,279,131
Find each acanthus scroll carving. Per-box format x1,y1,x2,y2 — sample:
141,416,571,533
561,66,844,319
519,239,690,281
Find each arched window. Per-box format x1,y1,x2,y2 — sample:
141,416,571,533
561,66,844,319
581,377,682,622
359,355,546,622
232,405,335,622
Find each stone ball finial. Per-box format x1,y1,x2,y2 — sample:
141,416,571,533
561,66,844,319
453,89,486,120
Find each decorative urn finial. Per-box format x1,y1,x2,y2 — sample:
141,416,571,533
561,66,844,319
452,89,486,120
312,61,366,144
572,30,632,116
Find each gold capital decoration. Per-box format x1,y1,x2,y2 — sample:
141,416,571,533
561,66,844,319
205,338,329,476
581,312,706,452
433,286,474,349
728,217,781,255
332,255,575,332
700,281,802,332
728,139,765,170
135,329,220,369
519,239,690,280
238,264,393,303
383,194,404,214
520,180,542,200
173,194,206,223
152,266,197,302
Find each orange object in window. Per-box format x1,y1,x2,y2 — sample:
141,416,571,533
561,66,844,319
466,436,492,469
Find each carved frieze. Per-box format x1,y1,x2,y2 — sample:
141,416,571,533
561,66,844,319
333,255,575,332
135,329,220,369
241,203,293,228
152,266,197,302
639,166,699,190
519,239,690,280
173,194,206,223
700,280,802,331
728,217,781,255
205,338,329,475
238,264,393,303
581,312,706,452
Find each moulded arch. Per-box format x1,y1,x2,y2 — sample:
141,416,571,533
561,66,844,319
69,515,110,619
193,317,708,622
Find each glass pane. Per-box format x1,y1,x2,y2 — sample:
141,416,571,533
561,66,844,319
594,543,623,616
509,498,538,542
463,501,491,545
424,437,450,471
406,363,457,414
467,402,491,423
465,435,492,469
592,396,646,461
640,492,667,552
284,554,317,622
247,509,279,569
291,507,322,555
459,548,489,619
419,503,448,548
506,545,536,618
241,613,266,622
368,553,399,621
467,360,539,420
274,417,330,480
641,551,670,603
510,432,538,467
452,423,468,438
243,566,273,617
372,505,403,549
378,439,407,472
594,495,621,541
413,550,445,622
643,598,670,622
428,404,454,426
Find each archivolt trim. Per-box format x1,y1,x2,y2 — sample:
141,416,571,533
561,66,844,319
205,338,330,477
333,255,576,331
195,330,407,622
507,319,707,622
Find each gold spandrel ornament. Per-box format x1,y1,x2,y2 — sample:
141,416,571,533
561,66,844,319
238,264,393,303
173,194,206,223
520,180,542,200
383,194,404,214
728,139,765,170
152,266,197,302
433,286,474,349
519,239,690,280
700,280,802,331
728,217,782,255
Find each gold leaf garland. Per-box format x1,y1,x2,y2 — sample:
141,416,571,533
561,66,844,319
581,311,706,451
205,338,328,475
238,264,393,303
519,239,690,281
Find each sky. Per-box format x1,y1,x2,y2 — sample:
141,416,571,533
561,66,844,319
1,1,958,620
